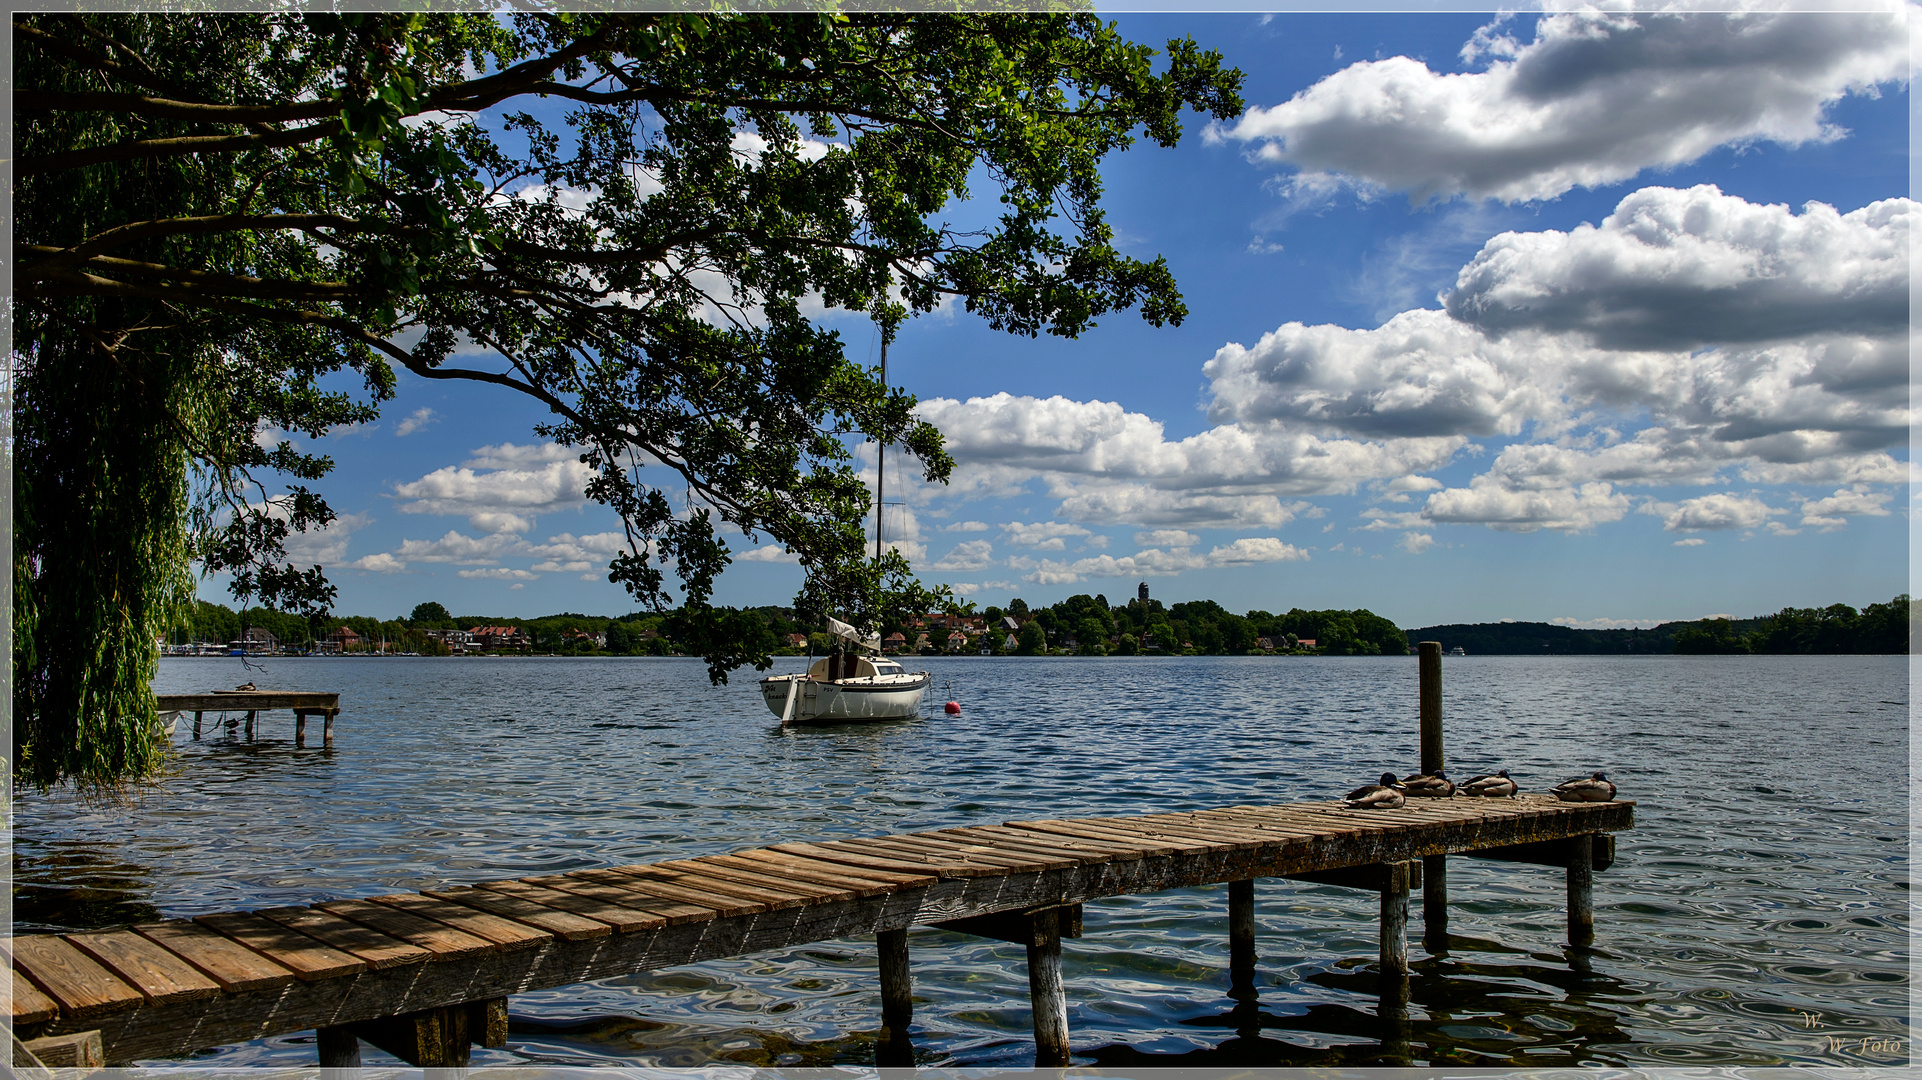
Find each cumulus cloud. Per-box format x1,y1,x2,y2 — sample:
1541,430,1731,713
395,442,593,534
944,520,991,532
1001,521,1093,548
1135,529,1200,548
458,567,540,581
1220,8,1907,203
1673,537,1707,547
1013,537,1306,585
394,530,522,565
395,407,437,436
345,552,406,573
1648,492,1781,532
733,545,800,563
1797,484,1892,530
279,511,373,566
928,539,996,572
1423,480,1633,533
1399,532,1436,555
1447,186,1911,350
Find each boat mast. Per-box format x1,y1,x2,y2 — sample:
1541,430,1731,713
875,334,886,562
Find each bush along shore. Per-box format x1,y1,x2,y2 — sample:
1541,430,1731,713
1407,594,1910,656
170,596,1409,658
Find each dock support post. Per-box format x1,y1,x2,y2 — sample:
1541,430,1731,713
1379,861,1411,1003
1228,878,1257,1000
316,1026,360,1068
192,711,203,739
1026,905,1071,1066
324,709,337,747
1568,834,1595,947
243,709,256,740
295,712,307,747
1417,640,1448,949
877,927,914,1065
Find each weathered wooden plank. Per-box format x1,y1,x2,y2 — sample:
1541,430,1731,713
772,840,994,879
20,1028,104,1068
1049,818,1248,854
637,863,831,908
193,913,365,982
421,888,611,941
816,837,1022,877
155,692,339,712
729,847,938,890
364,893,553,950
1125,814,1301,849
534,874,720,925
867,834,1065,872
671,856,867,902
931,827,1122,866
314,898,498,960
984,825,1154,860
476,880,668,933
9,935,146,1019
255,907,431,970
131,921,297,994
8,957,61,1026
1006,819,1190,858
64,930,221,1005
572,860,768,910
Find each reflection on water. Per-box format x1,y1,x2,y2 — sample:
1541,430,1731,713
10,654,1910,1068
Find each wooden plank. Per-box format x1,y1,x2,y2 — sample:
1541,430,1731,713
476,880,667,933
769,840,991,879
194,913,365,981
154,692,339,712
567,869,765,919
816,837,1019,878
1007,819,1190,858
729,848,937,890
131,920,297,994
1123,814,1299,849
984,824,1158,860
602,867,798,912
535,875,720,925
669,857,867,902
255,906,432,970
8,963,60,1026
699,853,898,897
1049,818,1246,854
62,931,220,1005
421,887,612,941
364,893,552,950
871,833,1073,872
314,898,499,960
8,935,146,1018
20,1029,104,1068
643,863,838,907
934,826,1130,865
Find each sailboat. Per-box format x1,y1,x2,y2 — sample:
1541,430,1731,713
758,336,934,724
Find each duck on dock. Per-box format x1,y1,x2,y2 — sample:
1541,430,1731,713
1461,769,1517,797
1344,772,1406,809
1399,770,1454,798
1552,771,1617,802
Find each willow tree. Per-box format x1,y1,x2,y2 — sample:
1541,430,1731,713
14,11,1243,789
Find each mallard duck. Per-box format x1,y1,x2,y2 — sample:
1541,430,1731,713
1461,769,1517,797
1399,770,1455,797
1552,771,1617,802
1344,772,1405,809
234,682,257,691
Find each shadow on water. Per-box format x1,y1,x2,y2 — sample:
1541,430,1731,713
13,844,163,931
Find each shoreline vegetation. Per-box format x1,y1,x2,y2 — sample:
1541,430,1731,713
170,593,1910,660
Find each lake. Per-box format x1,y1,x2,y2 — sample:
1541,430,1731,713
13,654,1910,1068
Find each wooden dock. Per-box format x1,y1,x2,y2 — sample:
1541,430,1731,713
9,793,1631,1068
156,691,340,746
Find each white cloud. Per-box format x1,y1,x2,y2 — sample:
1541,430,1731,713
1135,529,1200,548
458,567,540,581
1649,492,1781,532
1797,484,1892,530
944,520,991,532
395,443,593,534
733,545,800,563
395,407,437,437
279,511,373,566
1447,186,1912,350
345,552,406,573
1001,521,1092,548
1206,537,1310,564
1673,537,1707,547
1399,531,1436,555
1014,536,1305,585
394,530,522,565
1423,480,1633,533
928,539,995,572
1221,8,1907,203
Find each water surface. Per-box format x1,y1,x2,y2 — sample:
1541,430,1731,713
13,654,1909,1068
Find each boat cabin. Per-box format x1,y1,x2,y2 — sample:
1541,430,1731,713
804,655,908,681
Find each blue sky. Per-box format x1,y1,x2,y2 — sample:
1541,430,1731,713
231,8,1911,629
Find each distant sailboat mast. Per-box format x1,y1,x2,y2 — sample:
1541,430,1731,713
875,335,886,562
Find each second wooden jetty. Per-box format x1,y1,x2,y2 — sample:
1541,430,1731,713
156,691,341,746
9,792,1630,1067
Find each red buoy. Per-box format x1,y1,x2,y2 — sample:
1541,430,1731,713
944,700,961,715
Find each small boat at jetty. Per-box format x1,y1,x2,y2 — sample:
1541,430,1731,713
759,616,931,723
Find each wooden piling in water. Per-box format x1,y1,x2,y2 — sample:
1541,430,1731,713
1568,834,1595,947
1227,878,1256,1000
1025,906,1070,1066
878,927,911,1030
1417,641,1449,948
1379,861,1412,1002
192,711,203,739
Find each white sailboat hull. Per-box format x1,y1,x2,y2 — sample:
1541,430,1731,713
759,671,931,723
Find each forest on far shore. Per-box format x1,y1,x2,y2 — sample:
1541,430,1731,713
1408,594,1911,655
